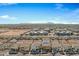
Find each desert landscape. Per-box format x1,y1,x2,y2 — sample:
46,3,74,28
0,24,79,56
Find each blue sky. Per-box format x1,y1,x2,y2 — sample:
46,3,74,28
0,3,79,24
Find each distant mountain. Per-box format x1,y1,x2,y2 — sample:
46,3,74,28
47,22,54,24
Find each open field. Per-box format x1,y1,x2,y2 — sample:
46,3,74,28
0,29,31,36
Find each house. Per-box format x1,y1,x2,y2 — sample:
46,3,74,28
29,31,39,36
55,30,73,36
29,30,48,36
52,47,62,56
33,28,39,31
41,39,51,54
30,40,41,54
19,47,30,55
44,28,50,33
16,40,33,54
30,45,41,54
64,46,75,55
51,39,62,55
9,47,19,54
39,30,48,35
9,38,17,43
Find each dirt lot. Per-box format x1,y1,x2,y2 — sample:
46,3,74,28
0,39,8,45
0,29,31,36
68,39,79,47
16,40,33,47
51,39,61,48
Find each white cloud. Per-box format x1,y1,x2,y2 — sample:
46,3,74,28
0,15,16,20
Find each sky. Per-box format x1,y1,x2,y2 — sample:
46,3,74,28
0,3,79,24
